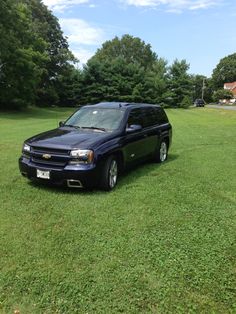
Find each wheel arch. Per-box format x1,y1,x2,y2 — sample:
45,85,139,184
113,150,125,174
97,149,125,174
162,136,170,149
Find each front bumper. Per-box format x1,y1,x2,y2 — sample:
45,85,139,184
19,156,100,188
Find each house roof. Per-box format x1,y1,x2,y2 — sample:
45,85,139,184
224,81,236,89
224,82,236,96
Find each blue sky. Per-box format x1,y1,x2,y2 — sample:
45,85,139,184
42,0,236,77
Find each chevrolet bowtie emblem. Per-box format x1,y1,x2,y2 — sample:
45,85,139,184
42,154,51,160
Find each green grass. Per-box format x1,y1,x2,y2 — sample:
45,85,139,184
0,107,235,313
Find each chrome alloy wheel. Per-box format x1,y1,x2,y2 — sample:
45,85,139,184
160,142,167,162
109,159,118,188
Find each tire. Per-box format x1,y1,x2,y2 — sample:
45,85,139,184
100,156,118,191
156,140,168,163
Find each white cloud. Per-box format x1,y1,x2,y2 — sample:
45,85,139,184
123,0,159,5
60,18,105,45
73,49,94,65
59,18,105,65
43,0,90,12
189,1,217,10
121,0,219,11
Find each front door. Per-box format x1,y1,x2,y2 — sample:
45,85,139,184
123,108,152,164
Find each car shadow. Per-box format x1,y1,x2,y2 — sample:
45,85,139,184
26,153,179,195
116,153,178,189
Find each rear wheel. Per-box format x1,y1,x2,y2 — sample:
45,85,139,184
156,140,168,163
100,156,118,191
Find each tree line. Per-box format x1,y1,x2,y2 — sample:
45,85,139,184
0,0,235,110
0,0,76,109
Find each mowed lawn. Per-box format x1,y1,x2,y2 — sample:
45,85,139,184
0,107,235,313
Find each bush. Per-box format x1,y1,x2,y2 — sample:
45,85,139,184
180,95,192,109
213,89,233,102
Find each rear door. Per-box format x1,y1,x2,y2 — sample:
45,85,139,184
155,107,171,144
141,107,159,155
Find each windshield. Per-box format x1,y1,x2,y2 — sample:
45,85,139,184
65,107,125,132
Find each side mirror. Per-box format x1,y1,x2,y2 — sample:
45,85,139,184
126,124,142,133
59,121,65,127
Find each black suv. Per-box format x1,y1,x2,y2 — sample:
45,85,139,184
194,99,205,107
19,102,172,190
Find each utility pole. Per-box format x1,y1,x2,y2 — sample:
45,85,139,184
201,78,205,100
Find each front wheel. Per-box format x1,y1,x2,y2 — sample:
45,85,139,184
156,140,168,163
100,156,118,191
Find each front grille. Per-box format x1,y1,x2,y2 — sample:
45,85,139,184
30,146,70,169
31,146,70,156
31,157,67,168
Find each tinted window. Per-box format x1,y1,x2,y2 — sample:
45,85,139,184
195,99,204,104
127,108,143,126
127,106,168,128
142,107,157,128
154,108,168,124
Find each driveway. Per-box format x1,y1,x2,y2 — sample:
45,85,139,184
206,104,236,111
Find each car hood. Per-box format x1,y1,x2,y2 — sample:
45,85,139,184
26,127,117,150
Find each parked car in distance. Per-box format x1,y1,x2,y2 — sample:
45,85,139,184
194,99,205,107
19,102,172,191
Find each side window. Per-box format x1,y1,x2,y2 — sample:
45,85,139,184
154,108,168,124
142,107,156,128
159,108,168,124
127,108,143,127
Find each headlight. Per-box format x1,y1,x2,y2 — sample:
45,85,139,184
69,149,94,164
23,143,31,152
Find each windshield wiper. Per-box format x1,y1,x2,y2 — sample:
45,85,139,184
64,124,81,129
81,126,106,132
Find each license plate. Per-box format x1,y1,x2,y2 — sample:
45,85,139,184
37,169,50,180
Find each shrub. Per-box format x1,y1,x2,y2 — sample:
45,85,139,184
180,95,192,109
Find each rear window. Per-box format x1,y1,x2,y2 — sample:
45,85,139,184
155,108,168,124
195,99,204,104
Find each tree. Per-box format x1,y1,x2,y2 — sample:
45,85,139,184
81,35,169,105
90,34,157,69
213,89,233,102
143,59,168,104
56,66,83,107
0,0,48,109
0,0,75,109
212,53,236,89
166,59,192,107
24,0,76,106
80,57,147,105
180,95,192,108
